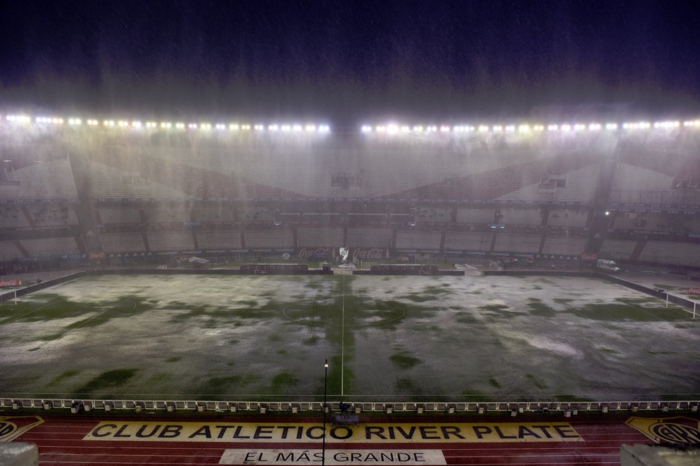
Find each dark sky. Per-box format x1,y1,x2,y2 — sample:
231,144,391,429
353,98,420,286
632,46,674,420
1,0,699,126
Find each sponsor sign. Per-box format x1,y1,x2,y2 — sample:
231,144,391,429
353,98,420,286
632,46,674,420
89,252,106,260
297,248,333,260
0,416,44,443
220,449,445,465
626,417,700,444
581,252,598,263
688,288,700,295
351,248,388,261
84,422,582,443
0,279,21,288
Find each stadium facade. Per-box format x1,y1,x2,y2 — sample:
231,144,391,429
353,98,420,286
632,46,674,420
1,115,700,274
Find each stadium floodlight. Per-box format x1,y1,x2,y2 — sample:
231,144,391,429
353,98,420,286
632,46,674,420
478,125,489,132
269,124,279,131
7,115,30,123
200,123,212,130
131,121,142,128
189,123,198,129
216,124,227,130
228,124,238,130
68,118,82,125
281,124,291,132
175,122,184,129
440,126,450,133
241,124,251,130
103,120,115,127
547,124,559,131
493,125,503,132
292,124,302,132
87,119,99,126
639,122,651,129
574,124,585,131
533,125,545,131
400,125,410,133
256,124,266,131
589,123,601,131
518,124,531,133
161,122,172,129
605,123,617,130
504,125,514,132
426,125,437,132
413,125,423,133
361,125,372,133
118,121,129,127
376,125,386,133
305,124,316,132
387,124,399,134
561,124,571,131
318,125,330,133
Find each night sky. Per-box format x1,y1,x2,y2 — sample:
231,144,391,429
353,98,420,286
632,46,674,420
1,0,699,126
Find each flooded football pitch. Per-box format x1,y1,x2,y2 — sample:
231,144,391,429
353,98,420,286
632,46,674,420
0,274,698,402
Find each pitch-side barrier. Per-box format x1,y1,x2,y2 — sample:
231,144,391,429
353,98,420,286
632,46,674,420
2,397,697,416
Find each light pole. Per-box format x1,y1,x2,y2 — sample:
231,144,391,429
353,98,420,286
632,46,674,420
322,359,328,466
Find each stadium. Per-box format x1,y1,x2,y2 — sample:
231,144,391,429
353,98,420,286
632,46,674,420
1,114,699,416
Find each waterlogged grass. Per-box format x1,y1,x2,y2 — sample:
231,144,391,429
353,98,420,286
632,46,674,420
195,374,263,397
526,374,548,390
390,353,422,370
527,298,556,317
73,369,138,397
51,370,81,384
571,303,688,321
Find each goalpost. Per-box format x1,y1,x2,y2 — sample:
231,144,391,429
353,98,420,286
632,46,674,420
664,292,698,319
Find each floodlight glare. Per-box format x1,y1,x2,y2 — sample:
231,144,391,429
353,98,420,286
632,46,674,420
376,125,386,133
561,124,571,131
518,124,531,133
305,125,316,132
478,125,488,132
229,124,238,130
282,125,291,132
387,124,398,134
548,125,559,131
505,125,515,132
318,125,330,133
269,125,279,131
440,126,450,133
400,125,410,133
292,124,302,132
606,123,617,130
493,125,503,132
216,124,226,130
175,123,184,129
361,125,372,133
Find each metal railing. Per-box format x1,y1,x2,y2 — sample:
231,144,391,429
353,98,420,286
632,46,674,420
2,397,697,415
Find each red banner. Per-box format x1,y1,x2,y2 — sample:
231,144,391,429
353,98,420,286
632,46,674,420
0,279,22,288
688,288,700,295
89,252,106,260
